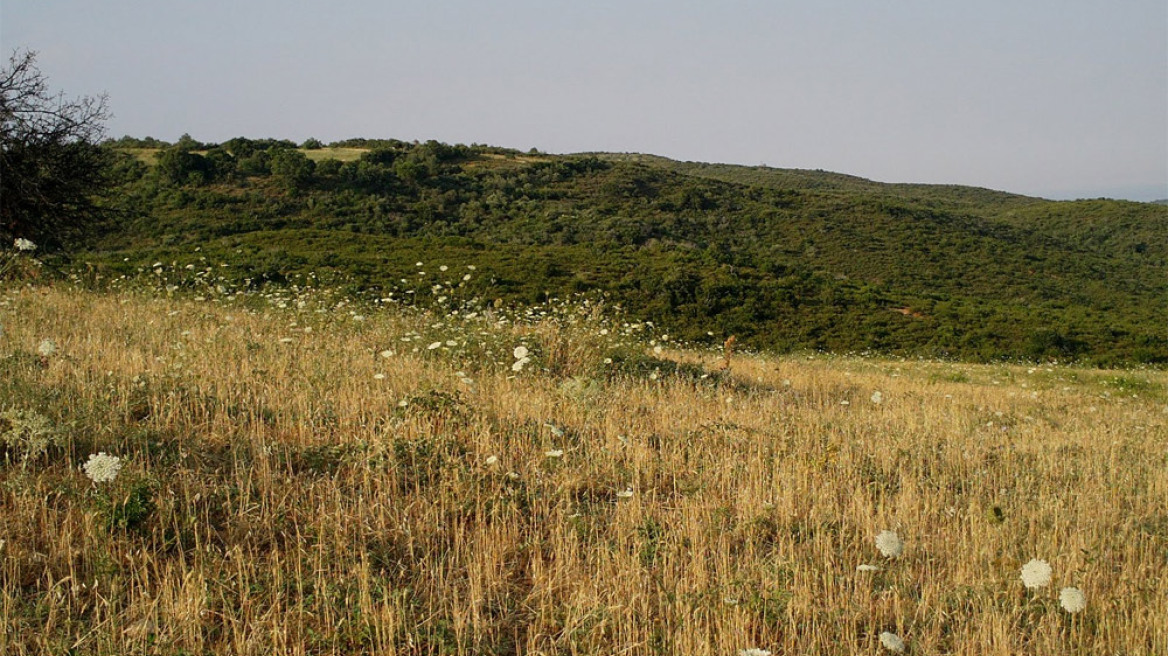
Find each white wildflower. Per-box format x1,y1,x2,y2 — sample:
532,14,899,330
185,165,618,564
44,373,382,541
379,350,394,359
373,373,385,380
513,345,529,360
14,237,36,252
738,650,771,656
875,530,904,558
484,455,499,466
1059,586,1086,613
1020,558,1052,589
545,449,564,458
83,452,123,484
879,631,905,653
616,488,634,498
427,341,442,350
37,339,57,357
857,564,881,572
511,357,530,372
871,391,884,404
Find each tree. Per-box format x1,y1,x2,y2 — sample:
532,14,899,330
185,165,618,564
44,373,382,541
270,148,315,190
157,147,215,185
1,50,112,248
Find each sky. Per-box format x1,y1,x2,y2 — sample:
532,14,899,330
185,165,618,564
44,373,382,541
4,1,1166,201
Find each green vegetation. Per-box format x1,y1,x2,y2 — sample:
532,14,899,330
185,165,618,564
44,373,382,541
80,136,1168,365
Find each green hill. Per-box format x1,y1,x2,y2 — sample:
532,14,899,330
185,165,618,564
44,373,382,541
81,137,1168,364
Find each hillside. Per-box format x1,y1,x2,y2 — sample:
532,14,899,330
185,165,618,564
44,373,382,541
80,137,1168,365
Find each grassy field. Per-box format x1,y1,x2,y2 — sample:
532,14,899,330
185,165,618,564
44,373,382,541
301,147,369,163
2,281,1165,654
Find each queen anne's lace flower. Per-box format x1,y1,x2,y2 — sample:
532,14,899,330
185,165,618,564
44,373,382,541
738,650,771,656
880,632,905,653
14,238,37,251
1059,586,1086,613
876,530,904,558
83,452,123,483
1020,558,1052,589
37,339,57,357
513,345,529,360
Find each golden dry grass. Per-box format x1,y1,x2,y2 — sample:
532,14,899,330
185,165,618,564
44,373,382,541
301,147,368,163
1,285,1165,655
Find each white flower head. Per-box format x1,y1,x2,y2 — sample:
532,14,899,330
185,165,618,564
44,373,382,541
484,455,499,467
875,530,904,558
1023,555,1060,588
857,564,881,573
427,341,442,350
1059,586,1086,613
14,237,36,252
37,338,57,357
545,449,564,458
511,357,531,372
871,391,884,404
513,345,529,360
83,452,123,483
738,650,772,656
879,631,905,653
1020,558,1052,589
616,488,634,498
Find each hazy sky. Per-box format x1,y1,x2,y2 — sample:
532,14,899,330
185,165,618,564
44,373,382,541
4,1,1166,200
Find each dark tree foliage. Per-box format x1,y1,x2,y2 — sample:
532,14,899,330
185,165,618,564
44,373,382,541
1,50,112,248
270,149,315,190
157,148,215,185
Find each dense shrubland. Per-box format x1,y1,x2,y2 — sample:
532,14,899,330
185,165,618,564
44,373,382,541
74,136,1168,365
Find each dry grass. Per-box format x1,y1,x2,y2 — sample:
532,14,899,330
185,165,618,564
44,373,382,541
1,285,1165,655
301,147,368,163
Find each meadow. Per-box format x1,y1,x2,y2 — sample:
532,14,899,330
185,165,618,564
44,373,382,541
1,276,1166,655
